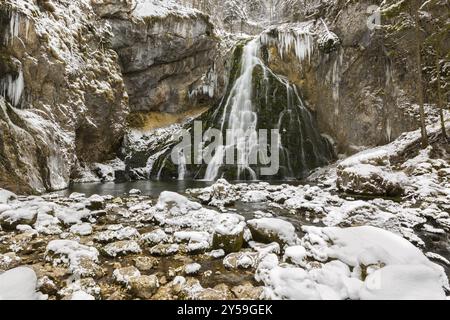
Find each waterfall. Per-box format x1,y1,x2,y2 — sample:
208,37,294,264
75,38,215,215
203,35,333,181
150,28,334,182
204,39,261,181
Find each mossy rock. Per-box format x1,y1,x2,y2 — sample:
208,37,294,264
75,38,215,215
212,230,244,254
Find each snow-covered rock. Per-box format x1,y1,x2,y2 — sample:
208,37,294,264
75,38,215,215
337,164,407,197
212,214,246,253
0,267,44,300
0,208,38,230
247,218,298,247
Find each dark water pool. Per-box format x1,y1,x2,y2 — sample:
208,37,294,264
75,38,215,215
58,180,302,198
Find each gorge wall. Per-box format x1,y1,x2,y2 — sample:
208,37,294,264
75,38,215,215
0,0,447,193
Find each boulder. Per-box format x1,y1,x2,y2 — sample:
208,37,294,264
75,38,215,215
0,208,38,230
337,164,406,197
247,218,297,247
129,275,160,299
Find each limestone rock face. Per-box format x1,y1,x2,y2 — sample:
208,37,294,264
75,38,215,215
0,1,129,193
106,11,221,114
263,1,427,155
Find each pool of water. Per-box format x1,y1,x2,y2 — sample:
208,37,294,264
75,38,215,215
58,180,302,198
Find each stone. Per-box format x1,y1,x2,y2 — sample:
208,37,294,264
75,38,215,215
212,214,246,253
86,194,105,211
150,244,180,257
133,256,159,272
337,164,406,197
0,252,21,272
113,266,141,286
223,252,259,270
247,218,298,247
0,208,38,230
129,275,159,299
231,282,264,300
102,240,142,257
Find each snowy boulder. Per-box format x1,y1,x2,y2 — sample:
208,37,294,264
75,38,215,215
129,275,160,299
174,231,211,254
0,208,38,230
0,267,44,300
45,240,100,276
212,214,246,253
0,189,17,204
113,266,141,286
102,240,142,257
141,229,169,246
188,179,236,208
242,190,269,203
300,226,449,298
86,194,105,211
94,225,140,243
156,191,202,216
283,245,307,266
0,252,21,271
223,252,259,270
70,223,93,236
359,265,446,300
184,263,202,275
149,243,179,257
247,218,298,247
337,164,406,197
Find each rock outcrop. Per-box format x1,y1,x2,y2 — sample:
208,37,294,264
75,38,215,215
103,3,222,115
261,0,445,154
0,0,129,193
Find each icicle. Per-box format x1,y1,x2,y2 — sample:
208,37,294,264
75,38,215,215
0,69,24,108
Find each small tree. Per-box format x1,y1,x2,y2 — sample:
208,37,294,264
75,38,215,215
412,0,429,148
422,0,449,140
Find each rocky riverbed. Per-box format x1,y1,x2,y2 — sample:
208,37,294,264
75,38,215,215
1,122,449,300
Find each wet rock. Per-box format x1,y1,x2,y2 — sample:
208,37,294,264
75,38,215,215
129,275,159,299
0,252,21,271
95,225,140,243
231,282,264,300
102,240,142,257
113,266,141,286
212,214,246,253
59,278,100,299
337,164,406,197
0,208,38,230
133,256,159,272
197,284,234,300
223,252,259,270
45,240,100,277
150,244,179,257
247,218,297,247
141,229,169,246
86,195,105,211
129,189,142,196
37,276,58,296
184,263,201,275
70,223,93,236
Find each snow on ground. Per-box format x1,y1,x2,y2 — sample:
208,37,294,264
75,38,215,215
133,0,201,18
257,226,448,300
0,267,45,300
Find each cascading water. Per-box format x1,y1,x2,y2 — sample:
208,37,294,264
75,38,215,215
204,39,261,181
146,29,334,182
